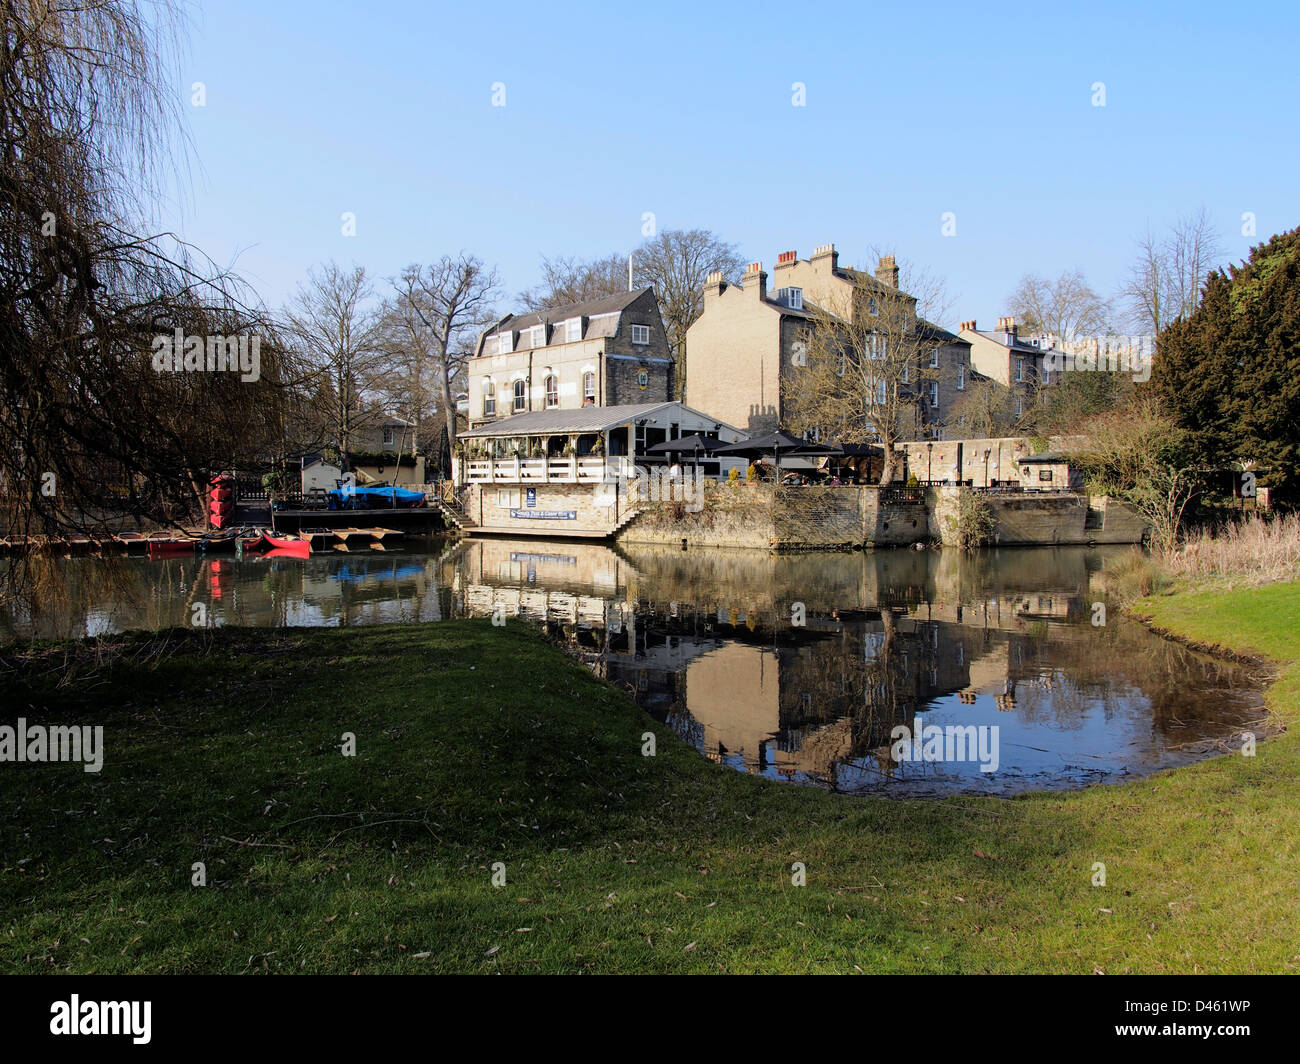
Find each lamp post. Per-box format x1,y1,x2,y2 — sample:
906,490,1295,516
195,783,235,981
926,441,933,484
983,448,991,488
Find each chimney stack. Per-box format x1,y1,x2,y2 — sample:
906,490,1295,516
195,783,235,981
811,243,838,271
997,316,1018,341
875,254,899,288
960,319,977,332
703,269,728,302
742,261,767,301
775,250,798,271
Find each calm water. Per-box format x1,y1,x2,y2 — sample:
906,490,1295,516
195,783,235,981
1,541,1269,796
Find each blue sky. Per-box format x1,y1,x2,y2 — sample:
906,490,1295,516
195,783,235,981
163,0,1299,328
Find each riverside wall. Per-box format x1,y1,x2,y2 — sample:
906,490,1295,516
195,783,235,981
619,483,1149,551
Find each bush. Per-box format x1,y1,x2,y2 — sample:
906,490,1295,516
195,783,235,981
949,490,995,550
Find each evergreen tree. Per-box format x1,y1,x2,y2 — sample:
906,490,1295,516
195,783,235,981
1152,227,1300,497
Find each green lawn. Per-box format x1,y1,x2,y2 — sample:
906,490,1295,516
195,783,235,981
1,594,1297,974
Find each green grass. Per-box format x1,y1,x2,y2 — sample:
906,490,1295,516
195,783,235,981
1,603,1298,974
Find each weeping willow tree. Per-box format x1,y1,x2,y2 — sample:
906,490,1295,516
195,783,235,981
0,1,296,595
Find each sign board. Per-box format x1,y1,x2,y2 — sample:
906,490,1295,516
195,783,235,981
509,510,577,520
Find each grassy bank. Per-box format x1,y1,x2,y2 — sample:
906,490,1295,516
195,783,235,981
1,609,1297,974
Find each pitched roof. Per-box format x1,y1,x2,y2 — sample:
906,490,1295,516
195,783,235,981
497,288,651,334
461,402,680,438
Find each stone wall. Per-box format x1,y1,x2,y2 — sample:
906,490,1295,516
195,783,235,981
622,483,1149,551
930,486,1148,546
464,481,627,534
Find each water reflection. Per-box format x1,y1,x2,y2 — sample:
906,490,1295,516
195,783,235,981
1,540,1268,796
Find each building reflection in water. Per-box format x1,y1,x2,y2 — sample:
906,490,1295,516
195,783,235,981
446,538,1268,797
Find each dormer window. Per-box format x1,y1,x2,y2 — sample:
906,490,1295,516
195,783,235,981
497,331,512,354
630,324,650,345
530,324,546,348
777,287,803,310
566,318,582,342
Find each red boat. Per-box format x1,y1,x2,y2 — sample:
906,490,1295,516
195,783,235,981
258,532,310,557
147,540,197,559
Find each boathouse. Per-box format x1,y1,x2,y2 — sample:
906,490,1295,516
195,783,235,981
451,402,747,537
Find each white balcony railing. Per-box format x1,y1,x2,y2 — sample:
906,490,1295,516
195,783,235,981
464,456,633,484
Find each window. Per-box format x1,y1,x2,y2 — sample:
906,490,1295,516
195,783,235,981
630,324,650,345
583,371,596,401
1015,356,1024,382
498,331,512,354
382,425,394,445
929,346,939,368
530,324,546,348
929,381,939,408
868,335,886,360
779,287,803,310
497,489,520,508
956,365,965,390
544,375,558,408
482,379,496,416
901,361,909,383
1015,395,1023,417
513,379,526,412
869,297,879,316
876,379,887,405
566,318,582,343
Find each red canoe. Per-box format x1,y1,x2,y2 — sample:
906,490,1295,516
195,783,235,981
259,533,310,557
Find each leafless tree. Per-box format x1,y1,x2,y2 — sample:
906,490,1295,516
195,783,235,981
1121,208,1224,337
518,252,626,310
784,266,949,484
633,229,746,399
949,377,1015,438
386,256,500,453
1007,269,1112,343
286,263,385,465
1,0,292,575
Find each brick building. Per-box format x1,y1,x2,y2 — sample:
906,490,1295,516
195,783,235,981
685,243,971,440
468,288,673,428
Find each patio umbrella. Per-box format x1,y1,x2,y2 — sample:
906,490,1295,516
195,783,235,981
715,430,814,475
644,434,728,457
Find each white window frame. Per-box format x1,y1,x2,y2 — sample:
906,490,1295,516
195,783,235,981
583,371,596,400
513,379,526,412
956,365,965,390
929,346,939,368
482,379,496,416
630,324,650,345
1015,394,1023,417
566,318,582,342
531,324,546,348
1015,356,1024,382
929,381,939,408
876,379,887,405
544,375,558,408
787,287,803,310
498,331,512,354
382,426,394,445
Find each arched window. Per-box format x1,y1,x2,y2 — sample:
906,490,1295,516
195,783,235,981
513,379,526,412
583,371,596,403
482,378,496,416
545,375,558,408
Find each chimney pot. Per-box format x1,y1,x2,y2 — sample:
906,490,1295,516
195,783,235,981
776,250,797,266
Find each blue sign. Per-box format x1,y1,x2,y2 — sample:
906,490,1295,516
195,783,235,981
526,487,536,508
510,510,577,520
